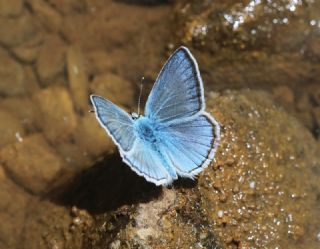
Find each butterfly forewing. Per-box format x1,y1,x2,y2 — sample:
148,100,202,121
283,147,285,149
145,47,204,122
90,95,136,152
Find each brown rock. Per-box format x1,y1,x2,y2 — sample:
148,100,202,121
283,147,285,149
1,97,36,132
32,86,77,144
11,33,43,63
0,0,23,17
84,90,320,249
0,11,37,47
0,166,31,249
23,66,41,95
47,0,87,14
67,46,89,113
36,35,66,86
273,86,294,106
55,142,94,170
75,112,115,158
90,73,134,109
0,134,66,194
310,87,320,106
28,0,63,32
173,0,320,89
21,199,84,249
312,107,320,129
0,48,25,96
0,109,25,147
307,36,320,60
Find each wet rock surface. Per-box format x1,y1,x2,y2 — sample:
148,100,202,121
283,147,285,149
173,0,320,89
0,0,318,248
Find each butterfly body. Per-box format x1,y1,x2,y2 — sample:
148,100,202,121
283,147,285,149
90,47,220,186
134,116,159,144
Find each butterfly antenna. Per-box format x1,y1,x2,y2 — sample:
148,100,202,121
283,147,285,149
137,77,144,115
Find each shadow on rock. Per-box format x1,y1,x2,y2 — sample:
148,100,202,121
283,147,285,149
172,177,198,189
49,154,162,214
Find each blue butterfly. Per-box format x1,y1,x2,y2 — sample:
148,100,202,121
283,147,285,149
90,47,220,186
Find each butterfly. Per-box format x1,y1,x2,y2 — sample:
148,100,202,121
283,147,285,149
90,47,220,186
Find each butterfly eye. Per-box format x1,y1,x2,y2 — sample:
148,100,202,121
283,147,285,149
131,112,139,120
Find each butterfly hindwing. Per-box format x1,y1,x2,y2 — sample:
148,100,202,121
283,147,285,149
122,139,173,186
159,113,220,177
90,95,136,152
145,47,204,122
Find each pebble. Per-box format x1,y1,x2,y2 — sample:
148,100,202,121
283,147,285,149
0,0,23,17
0,167,30,248
32,86,77,144
0,12,36,47
28,0,63,32
0,109,25,147
90,73,134,109
67,46,89,114
0,134,66,194
36,35,66,86
0,48,25,96
0,97,36,132
75,112,115,158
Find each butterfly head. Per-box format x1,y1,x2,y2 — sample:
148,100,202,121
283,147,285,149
131,112,141,120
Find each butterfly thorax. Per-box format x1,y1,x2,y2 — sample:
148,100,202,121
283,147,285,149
134,116,159,144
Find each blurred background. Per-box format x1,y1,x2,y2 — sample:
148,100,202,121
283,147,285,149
0,0,319,248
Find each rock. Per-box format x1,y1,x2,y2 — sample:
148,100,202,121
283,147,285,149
21,199,85,249
173,0,320,89
0,109,26,147
67,46,89,114
23,66,41,95
0,0,23,17
273,85,294,107
0,166,31,249
90,73,134,109
32,86,77,144
81,90,320,248
310,87,320,106
307,36,320,60
75,112,115,158
54,142,94,170
11,34,43,63
0,134,66,194
0,11,37,47
119,0,171,4
60,3,169,81
28,0,63,32
312,107,320,138
0,97,36,132
36,35,66,86
47,0,87,14
0,48,25,96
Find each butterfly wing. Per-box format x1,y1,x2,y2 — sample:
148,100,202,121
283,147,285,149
90,95,136,152
145,46,205,122
121,138,173,186
91,95,172,185
145,46,220,178
159,113,220,177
